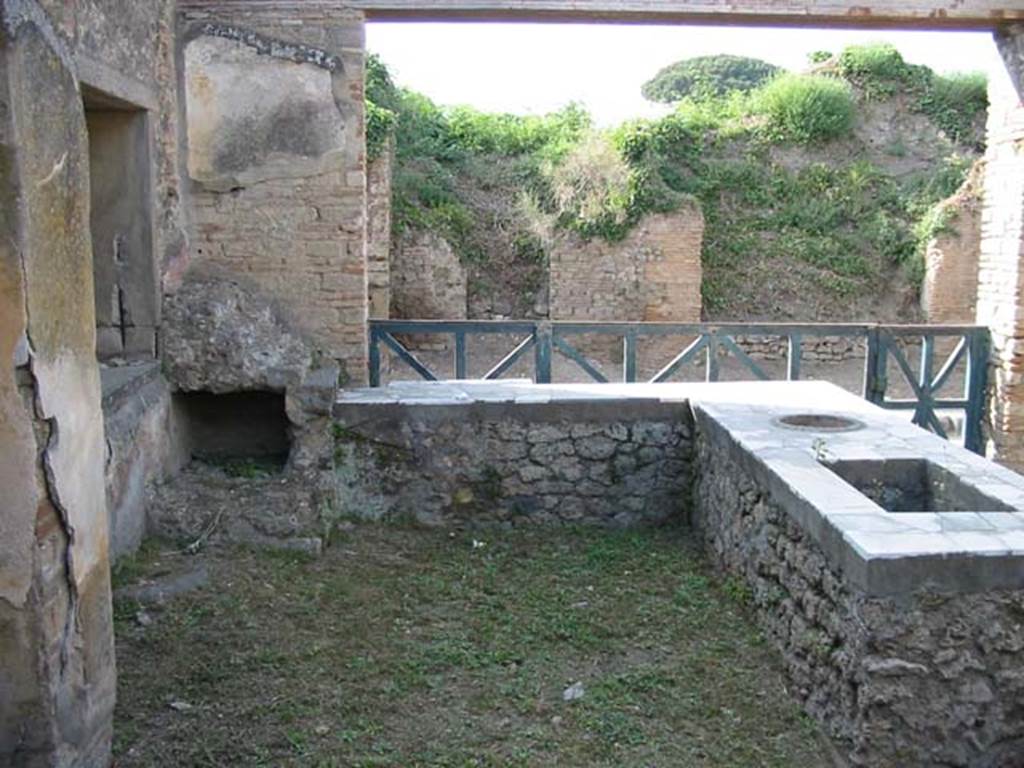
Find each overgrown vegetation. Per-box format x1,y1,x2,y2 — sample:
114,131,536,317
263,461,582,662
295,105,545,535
641,54,781,103
835,42,987,146
754,73,855,144
366,41,985,318
365,54,590,269
114,525,833,766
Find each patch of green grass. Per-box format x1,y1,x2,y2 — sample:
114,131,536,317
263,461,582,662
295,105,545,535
110,538,170,597
113,525,833,767
754,73,856,144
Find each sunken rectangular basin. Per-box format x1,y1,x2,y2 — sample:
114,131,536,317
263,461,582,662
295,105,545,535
822,458,1015,513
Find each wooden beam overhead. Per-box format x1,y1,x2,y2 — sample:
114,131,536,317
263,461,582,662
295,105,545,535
347,0,1023,29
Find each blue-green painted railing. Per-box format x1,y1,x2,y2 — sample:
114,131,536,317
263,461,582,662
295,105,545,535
368,320,990,453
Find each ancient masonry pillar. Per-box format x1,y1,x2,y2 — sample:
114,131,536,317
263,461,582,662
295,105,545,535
979,25,1024,468
0,4,116,766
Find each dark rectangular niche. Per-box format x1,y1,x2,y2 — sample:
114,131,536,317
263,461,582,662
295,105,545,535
177,391,291,466
822,458,1014,513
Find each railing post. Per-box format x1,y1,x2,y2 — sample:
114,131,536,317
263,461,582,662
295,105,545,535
623,328,638,383
863,327,887,405
915,334,935,429
454,330,467,380
534,321,552,384
964,330,990,455
368,324,381,387
787,333,802,381
706,330,719,382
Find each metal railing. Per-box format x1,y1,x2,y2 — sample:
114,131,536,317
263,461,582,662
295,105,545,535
368,320,990,453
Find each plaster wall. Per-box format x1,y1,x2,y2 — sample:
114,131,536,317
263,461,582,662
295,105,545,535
0,5,116,764
102,367,190,560
85,108,160,359
36,0,190,291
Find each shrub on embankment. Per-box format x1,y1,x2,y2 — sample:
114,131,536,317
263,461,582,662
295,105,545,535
366,42,986,321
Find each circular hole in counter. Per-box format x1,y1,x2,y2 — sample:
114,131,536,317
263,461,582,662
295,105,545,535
773,413,865,432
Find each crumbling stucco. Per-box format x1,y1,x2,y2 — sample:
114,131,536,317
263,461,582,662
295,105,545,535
184,31,347,191
0,4,115,764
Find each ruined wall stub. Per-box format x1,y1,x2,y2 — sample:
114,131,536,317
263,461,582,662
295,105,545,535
0,4,115,764
181,1,369,383
979,25,1024,468
922,164,982,325
391,229,468,322
549,205,704,327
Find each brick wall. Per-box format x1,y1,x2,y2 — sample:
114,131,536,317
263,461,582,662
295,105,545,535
548,205,703,369
390,228,468,321
922,164,982,325
367,139,393,319
979,26,1024,468
549,205,703,325
181,1,368,383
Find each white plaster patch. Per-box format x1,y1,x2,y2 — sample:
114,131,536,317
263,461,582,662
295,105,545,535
185,35,345,191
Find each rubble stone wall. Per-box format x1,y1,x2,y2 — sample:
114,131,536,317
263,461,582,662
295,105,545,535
332,401,693,527
692,410,1024,766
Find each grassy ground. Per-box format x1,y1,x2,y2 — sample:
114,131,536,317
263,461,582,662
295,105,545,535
112,524,836,767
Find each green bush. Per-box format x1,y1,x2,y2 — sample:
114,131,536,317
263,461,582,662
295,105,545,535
446,103,589,159
365,53,401,160
366,53,400,111
366,101,397,161
837,43,911,88
370,47,984,310
754,74,855,144
641,54,781,103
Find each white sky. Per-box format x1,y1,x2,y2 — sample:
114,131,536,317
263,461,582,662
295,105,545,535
366,23,1003,125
